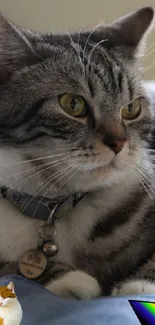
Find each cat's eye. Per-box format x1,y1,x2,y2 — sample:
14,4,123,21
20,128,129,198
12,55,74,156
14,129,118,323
121,98,141,120
59,94,87,117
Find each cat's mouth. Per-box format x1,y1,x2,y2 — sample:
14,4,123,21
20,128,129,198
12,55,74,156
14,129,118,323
89,142,135,183
89,140,130,171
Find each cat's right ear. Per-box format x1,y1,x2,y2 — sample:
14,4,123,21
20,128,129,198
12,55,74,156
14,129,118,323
7,282,15,293
0,13,40,83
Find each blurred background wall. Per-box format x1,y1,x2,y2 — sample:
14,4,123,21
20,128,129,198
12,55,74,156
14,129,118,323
0,0,155,79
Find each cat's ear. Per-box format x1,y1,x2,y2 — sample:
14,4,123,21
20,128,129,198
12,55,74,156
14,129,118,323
107,7,154,57
7,282,15,293
0,13,40,82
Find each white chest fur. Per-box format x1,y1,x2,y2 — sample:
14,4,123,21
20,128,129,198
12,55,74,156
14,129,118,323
0,197,43,262
0,300,22,325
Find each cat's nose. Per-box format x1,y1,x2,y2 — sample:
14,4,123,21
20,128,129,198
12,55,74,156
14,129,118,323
103,135,126,154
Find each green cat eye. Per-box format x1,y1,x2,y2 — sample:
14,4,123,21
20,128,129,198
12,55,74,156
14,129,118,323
121,98,141,120
59,94,87,117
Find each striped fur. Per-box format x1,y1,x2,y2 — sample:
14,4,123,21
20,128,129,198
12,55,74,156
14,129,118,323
0,8,155,298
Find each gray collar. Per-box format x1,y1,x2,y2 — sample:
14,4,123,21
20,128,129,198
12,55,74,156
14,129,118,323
1,188,84,221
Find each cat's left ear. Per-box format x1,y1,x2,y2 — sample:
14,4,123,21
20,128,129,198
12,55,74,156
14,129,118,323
106,7,154,57
7,282,15,293
0,13,41,82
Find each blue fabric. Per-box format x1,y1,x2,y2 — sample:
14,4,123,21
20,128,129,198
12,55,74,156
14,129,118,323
1,275,155,324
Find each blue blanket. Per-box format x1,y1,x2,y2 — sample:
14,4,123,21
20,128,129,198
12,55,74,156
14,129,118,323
1,275,155,324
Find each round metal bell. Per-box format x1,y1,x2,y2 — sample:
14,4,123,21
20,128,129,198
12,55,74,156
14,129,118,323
39,224,56,240
43,241,58,256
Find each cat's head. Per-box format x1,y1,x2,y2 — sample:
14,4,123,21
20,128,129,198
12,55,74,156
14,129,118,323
0,282,17,307
0,7,154,197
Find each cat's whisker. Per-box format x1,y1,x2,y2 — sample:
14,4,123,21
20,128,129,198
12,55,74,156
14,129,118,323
0,144,84,166
86,39,108,77
143,39,155,55
144,148,155,152
140,39,155,63
127,155,153,179
0,152,71,166
48,162,77,195
133,169,154,200
138,169,155,185
27,147,80,154
77,26,83,49
18,166,69,215
21,145,79,155
138,155,155,169
134,164,155,196
140,48,155,64
134,160,155,182
143,150,155,155
0,157,73,202
144,157,155,163
13,164,73,216
26,162,78,217
139,62,155,76
52,163,80,195
119,157,155,191
135,168,155,189
0,156,70,182
143,151,155,157
143,151,155,159
0,163,44,182
82,20,105,59
34,163,79,217
67,32,84,74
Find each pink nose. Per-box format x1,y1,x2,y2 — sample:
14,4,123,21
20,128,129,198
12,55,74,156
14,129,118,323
110,139,126,154
103,136,126,154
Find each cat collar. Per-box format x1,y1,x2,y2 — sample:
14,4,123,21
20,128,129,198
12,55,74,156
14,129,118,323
1,188,84,279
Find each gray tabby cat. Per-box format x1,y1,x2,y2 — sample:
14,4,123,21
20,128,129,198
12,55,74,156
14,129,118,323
0,6,155,299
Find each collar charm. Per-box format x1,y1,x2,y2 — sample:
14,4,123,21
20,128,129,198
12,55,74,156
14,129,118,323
1,188,84,279
18,204,58,279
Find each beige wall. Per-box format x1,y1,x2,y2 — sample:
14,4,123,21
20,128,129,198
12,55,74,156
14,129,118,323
0,0,155,79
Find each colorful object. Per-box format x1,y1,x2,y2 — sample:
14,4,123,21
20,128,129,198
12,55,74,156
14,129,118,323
0,282,23,325
129,300,155,325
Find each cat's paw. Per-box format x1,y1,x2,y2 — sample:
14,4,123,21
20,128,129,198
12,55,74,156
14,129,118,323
112,280,155,296
46,270,101,300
